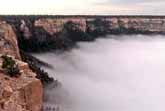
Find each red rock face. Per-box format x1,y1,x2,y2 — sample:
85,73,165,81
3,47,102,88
0,21,21,60
0,21,43,111
34,18,87,35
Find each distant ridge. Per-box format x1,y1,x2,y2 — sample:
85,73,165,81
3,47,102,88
0,15,165,19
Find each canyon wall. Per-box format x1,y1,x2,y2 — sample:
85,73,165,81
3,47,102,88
34,18,87,35
3,16,165,35
33,16,165,35
3,16,165,52
0,21,43,111
104,17,165,33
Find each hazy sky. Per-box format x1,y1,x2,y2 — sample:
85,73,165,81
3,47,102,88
0,0,165,15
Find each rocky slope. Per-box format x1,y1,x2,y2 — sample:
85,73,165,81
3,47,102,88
0,21,43,111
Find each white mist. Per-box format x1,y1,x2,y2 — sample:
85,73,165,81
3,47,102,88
34,35,165,111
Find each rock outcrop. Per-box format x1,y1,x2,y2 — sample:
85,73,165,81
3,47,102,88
0,21,21,59
34,18,87,35
0,21,43,111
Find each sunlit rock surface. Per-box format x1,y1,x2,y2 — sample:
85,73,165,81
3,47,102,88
34,16,165,34
0,21,21,59
34,18,87,35
0,21,43,111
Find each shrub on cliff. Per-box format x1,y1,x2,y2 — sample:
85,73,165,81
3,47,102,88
20,51,54,85
1,55,20,77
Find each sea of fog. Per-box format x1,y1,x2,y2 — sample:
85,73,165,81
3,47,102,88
34,35,165,111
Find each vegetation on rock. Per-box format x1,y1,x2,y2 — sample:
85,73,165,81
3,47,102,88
1,55,20,77
20,51,55,85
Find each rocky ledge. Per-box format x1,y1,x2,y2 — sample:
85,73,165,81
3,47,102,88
0,21,43,111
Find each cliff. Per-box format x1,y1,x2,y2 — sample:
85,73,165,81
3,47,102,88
1,15,165,52
0,21,21,59
103,17,165,33
19,16,165,35
34,18,87,35
0,21,43,111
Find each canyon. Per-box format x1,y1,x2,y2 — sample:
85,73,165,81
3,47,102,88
1,16,165,111
2,16,165,52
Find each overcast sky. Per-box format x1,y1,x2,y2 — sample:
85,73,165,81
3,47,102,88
0,0,165,15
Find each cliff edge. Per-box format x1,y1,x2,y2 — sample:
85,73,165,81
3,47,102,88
0,21,43,111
